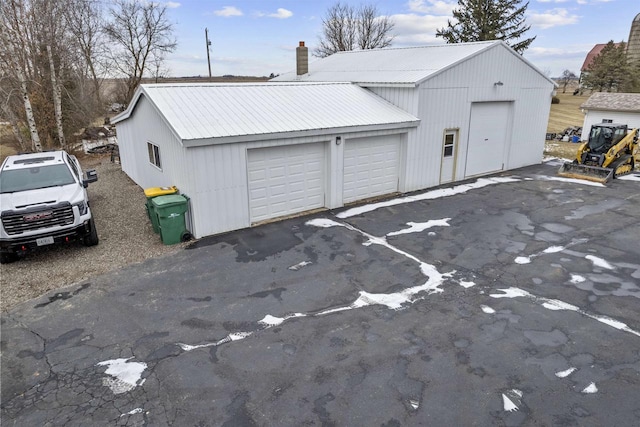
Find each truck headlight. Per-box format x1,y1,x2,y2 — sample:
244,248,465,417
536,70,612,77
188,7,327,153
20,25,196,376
73,201,88,215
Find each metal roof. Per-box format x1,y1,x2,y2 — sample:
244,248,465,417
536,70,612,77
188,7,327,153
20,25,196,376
581,92,640,112
273,41,501,86
112,82,419,144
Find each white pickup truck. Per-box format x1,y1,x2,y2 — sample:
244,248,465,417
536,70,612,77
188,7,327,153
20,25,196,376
0,151,99,263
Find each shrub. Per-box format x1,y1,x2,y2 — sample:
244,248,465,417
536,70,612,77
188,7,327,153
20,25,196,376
551,96,560,104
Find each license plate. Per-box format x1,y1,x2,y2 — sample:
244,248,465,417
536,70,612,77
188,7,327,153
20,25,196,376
36,236,54,246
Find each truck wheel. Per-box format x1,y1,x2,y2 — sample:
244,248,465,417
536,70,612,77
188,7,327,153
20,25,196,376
83,218,99,247
0,252,17,264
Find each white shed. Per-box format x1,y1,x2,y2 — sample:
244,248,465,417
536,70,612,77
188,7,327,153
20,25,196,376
113,40,555,239
580,92,640,140
112,82,419,238
274,40,556,187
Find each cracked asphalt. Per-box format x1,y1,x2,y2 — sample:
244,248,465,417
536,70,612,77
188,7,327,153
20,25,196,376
2,162,640,426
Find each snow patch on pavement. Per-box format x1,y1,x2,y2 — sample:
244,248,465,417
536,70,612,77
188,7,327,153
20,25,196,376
386,219,451,236
582,383,598,394
534,175,605,187
288,261,312,271
502,389,523,412
96,358,147,395
585,255,614,270
490,287,640,337
555,367,577,378
514,240,587,265
570,274,586,284
616,174,640,181
481,305,496,314
336,177,520,218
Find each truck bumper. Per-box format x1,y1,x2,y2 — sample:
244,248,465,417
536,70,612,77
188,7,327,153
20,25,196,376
0,221,92,254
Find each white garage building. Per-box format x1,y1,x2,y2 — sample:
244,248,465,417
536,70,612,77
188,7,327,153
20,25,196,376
113,40,555,238
580,92,640,140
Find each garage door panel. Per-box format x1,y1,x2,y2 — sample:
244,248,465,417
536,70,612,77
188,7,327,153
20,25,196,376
465,102,511,178
248,143,326,223
343,135,400,203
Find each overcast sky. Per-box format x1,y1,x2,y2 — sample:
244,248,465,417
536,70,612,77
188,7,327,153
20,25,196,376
160,0,637,79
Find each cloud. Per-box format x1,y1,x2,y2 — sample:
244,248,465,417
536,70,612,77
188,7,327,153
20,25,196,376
214,6,243,17
535,0,569,3
528,8,579,29
256,8,293,19
270,8,293,19
576,0,613,3
391,13,451,46
165,1,180,8
407,0,457,15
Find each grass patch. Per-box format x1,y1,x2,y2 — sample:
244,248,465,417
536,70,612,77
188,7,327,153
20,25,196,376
547,92,589,133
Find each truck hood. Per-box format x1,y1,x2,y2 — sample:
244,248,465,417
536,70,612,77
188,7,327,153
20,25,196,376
0,184,83,211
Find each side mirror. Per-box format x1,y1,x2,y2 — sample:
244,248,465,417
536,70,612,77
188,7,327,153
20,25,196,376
83,169,98,187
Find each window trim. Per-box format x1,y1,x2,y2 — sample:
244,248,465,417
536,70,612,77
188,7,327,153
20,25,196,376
147,142,162,170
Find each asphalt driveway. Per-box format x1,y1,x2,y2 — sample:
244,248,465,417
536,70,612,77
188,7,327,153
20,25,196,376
2,161,640,426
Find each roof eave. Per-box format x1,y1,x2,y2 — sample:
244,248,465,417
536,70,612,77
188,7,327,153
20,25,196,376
181,120,420,148
356,82,417,88
582,106,640,113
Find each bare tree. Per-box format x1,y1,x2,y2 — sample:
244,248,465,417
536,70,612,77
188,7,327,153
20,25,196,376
64,0,106,105
559,69,577,93
36,0,68,148
314,2,394,58
0,0,42,151
104,0,177,103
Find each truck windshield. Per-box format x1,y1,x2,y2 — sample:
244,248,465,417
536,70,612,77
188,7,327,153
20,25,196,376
0,164,76,193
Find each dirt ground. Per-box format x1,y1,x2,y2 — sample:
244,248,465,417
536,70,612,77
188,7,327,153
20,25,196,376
0,152,187,311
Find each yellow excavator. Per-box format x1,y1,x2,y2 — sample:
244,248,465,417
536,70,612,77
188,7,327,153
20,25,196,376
558,123,639,183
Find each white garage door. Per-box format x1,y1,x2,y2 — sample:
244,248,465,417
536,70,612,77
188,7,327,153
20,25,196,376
465,102,511,178
343,135,400,203
247,143,325,223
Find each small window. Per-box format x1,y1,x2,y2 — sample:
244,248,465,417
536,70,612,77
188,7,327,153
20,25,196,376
602,119,613,123
147,142,161,169
443,132,456,158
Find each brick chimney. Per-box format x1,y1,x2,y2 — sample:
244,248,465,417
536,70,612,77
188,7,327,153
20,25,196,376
296,41,308,76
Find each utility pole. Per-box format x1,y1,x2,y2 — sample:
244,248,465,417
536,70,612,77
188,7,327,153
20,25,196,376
205,28,212,80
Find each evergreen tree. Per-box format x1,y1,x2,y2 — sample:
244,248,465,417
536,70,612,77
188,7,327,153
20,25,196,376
582,41,632,92
436,0,535,54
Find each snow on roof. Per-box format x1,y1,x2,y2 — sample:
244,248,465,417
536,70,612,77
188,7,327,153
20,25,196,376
112,82,419,143
581,92,640,112
273,41,502,86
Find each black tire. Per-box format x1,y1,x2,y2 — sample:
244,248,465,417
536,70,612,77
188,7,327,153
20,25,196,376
0,252,18,264
180,231,192,242
83,218,99,246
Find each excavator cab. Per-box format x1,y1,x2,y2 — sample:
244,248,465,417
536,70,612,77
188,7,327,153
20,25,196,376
586,124,627,155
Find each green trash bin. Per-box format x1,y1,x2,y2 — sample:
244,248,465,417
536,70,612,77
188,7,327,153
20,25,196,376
151,194,190,245
144,186,178,234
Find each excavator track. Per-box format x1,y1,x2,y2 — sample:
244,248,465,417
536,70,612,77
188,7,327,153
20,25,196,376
611,155,634,178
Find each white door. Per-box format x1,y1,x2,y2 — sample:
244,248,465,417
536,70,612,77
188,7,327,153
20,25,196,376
465,102,511,178
247,143,325,223
440,129,458,184
343,135,400,203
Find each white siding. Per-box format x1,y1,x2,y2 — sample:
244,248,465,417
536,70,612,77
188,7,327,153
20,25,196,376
183,128,409,238
117,96,197,232
582,111,640,140
391,43,554,191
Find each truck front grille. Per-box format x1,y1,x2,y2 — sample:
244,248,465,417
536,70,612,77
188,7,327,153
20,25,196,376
1,202,74,235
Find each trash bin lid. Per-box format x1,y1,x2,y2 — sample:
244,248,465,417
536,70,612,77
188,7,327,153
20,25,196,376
144,186,178,198
151,194,187,208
